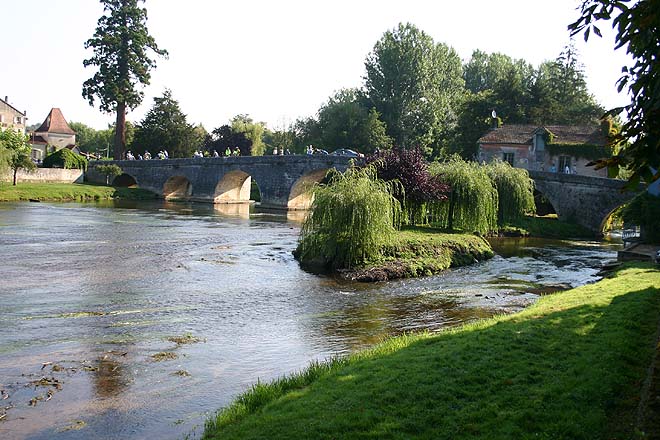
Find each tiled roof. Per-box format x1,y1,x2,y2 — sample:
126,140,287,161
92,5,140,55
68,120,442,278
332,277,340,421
544,125,606,145
29,134,48,145
478,124,606,146
35,108,75,135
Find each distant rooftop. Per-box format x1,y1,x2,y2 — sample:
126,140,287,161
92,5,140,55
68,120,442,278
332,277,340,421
478,124,606,146
35,108,75,135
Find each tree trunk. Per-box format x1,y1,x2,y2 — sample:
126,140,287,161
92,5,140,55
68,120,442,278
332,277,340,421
12,167,17,186
114,102,127,160
447,189,455,230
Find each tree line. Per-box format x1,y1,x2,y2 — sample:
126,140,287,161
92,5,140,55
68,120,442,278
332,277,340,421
79,2,603,160
82,0,657,187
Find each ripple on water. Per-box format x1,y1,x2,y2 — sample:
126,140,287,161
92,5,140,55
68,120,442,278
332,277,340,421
0,202,619,439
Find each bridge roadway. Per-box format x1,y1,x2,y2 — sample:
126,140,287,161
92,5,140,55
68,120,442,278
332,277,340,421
87,157,639,232
87,155,353,210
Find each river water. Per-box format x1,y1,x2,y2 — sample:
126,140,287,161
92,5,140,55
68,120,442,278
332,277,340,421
0,201,620,439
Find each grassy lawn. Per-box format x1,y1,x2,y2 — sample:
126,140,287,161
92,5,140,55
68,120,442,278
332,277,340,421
500,215,594,239
0,182,157,202
204,264,660,439
342,227,494,281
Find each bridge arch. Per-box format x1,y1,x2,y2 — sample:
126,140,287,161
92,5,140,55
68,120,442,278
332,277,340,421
163,176,192,200
288,168,329,210
214,170,252,203
112,173,138,187
533,189,557,217
528,170,640,233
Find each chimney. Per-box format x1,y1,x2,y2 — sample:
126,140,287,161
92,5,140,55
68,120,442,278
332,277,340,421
4,96,7,103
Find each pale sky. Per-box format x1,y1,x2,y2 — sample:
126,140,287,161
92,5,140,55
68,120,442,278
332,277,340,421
1,0,632,131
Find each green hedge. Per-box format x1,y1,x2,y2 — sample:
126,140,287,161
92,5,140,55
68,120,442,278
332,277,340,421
42,149,88,170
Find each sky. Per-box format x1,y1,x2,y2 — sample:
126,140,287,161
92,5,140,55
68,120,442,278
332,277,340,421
1,0,632,132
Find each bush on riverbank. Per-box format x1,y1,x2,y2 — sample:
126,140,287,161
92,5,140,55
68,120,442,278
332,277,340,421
42,149,88,171
500,215,594,239
365,147,449,225
429,157,499,234
204,263,660,439
0,182,158,202
296,166,402,269
485,160,536,224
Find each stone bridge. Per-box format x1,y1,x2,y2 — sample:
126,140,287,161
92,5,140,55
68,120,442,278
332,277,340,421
528,170,640,233
87,155,352,210
86,158,639,232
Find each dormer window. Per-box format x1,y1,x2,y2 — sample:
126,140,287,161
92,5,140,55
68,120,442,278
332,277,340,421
535,133,545,151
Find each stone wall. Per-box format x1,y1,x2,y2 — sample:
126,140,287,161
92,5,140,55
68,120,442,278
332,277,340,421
529,170,638,232
1,168,84,184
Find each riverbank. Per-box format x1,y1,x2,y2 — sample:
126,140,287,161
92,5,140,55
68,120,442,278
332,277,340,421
341,227,494,281
499,215,594,239
0,182,158,202
203,263,660,439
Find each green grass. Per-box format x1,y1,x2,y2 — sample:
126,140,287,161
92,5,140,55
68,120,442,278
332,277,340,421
500,215,594,239
0,182,157,202
378,227,493,277
204,264,660,440
297,226,494,280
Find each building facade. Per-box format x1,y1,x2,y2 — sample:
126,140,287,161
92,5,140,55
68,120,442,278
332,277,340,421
29,108,76,161
477,124,608,178
0,96,27,133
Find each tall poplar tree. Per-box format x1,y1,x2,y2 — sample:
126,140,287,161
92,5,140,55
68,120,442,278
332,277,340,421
364,23,464,157
83,0,167,160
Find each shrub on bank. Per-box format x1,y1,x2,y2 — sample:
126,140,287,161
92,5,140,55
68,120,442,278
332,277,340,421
296,166,401,269
42,149,88,171
486,160,536,224
365,147,449,225
429,156,498,234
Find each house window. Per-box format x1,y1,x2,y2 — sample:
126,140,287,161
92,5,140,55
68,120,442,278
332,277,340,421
535,134,545,151
559,156,571,173
503,152,515,165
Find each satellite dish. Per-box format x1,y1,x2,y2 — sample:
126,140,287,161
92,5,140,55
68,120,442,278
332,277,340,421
491,110,497,119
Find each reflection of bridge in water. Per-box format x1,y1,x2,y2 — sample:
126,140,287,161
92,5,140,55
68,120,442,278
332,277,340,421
88,157,640,233
88,156,352,210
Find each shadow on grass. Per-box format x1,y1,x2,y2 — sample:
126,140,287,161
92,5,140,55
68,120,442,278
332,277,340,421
205,279,660,440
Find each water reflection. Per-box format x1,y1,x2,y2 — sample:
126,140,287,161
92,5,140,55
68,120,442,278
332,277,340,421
213,202,251,219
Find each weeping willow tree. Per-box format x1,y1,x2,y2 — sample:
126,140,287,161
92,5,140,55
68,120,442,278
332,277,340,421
485,160,536,224
296,166,402,269
429,157,498,234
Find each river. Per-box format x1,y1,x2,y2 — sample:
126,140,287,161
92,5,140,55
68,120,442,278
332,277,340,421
0,201,620,439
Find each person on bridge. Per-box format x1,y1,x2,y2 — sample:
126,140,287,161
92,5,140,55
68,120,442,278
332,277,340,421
550,163,557,173
212,150,219,158
273,148,278,155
